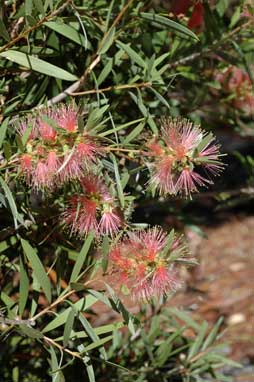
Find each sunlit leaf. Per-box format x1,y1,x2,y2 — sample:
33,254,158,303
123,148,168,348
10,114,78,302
0,50,78,81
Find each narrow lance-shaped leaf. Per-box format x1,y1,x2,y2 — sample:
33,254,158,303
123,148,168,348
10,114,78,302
123,121,145,144
201,317,224,351
45,21,88,48
0,50,78,81
79,313,107,359
187,321,209,360
0,117,9,148
140,13,199,41
70,232,94,283
110,153,125,209
0,175,25,228
116,41,146,68
0,19,10,42
19,256,29,316
21,239,51,303
63,307,76,347
99,27,116,54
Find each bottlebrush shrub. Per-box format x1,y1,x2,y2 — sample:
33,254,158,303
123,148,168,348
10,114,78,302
1,0,246,380
0,104,224,381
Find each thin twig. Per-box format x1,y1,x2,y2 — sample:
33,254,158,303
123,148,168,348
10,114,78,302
44,335,82,359
32,289,76,321
70,81,152,96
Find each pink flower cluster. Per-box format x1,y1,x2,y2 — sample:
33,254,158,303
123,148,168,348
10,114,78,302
146,118,223,196
110,227,186,300
17,104,100,190
215,66,254,116
63,175,121,237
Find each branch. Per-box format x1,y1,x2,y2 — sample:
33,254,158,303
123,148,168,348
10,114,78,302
70,81,152,96
167,20,252,69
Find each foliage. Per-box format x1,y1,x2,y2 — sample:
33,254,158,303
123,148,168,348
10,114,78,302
0,0,253,380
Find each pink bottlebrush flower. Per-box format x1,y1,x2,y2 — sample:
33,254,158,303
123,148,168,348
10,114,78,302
17,120,38,140
175,169,212,196
63,175,122,237
150,156,175,194
75,139,98,163
38,119,57,142
16,104,103,191
99,210,121,236
20,154,33,183
32,161,53,190
57,105,78,133
75,198,98,235
128,227,167,261
58,153,84,183
109,227,187,301
152,266,180,296
47,151,59,173
162,118,202,159
21,154,33,172
147,118,223,196
81,175,111,201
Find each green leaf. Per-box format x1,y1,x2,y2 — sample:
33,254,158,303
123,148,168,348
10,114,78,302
21,239,51,303
25,0,33,16
42,296,97,333
70,232,94,283
0,117,9,148
0,175,25,228
155,328,185,367
54,322,123,341
161,229,175,258
0,19,10,42
83,335,113,352
123,121,145,144
187,321,208,360
110,154,125,208
116,41,146,68
82,354,95,382
229,6,241,29
0,50,78,81
50,346,64,382
45,21,87,48
196,132,214,153
19,324,44,339
98,118,144,137
99,27,115,54
19,257,29,316
201,317,224,351
140,13,199,41
33,0,45,15
79,313,107,359
149,87,170,109
97,58,113,86
216,0,229,17
167,308,200,331
63,308,76,347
